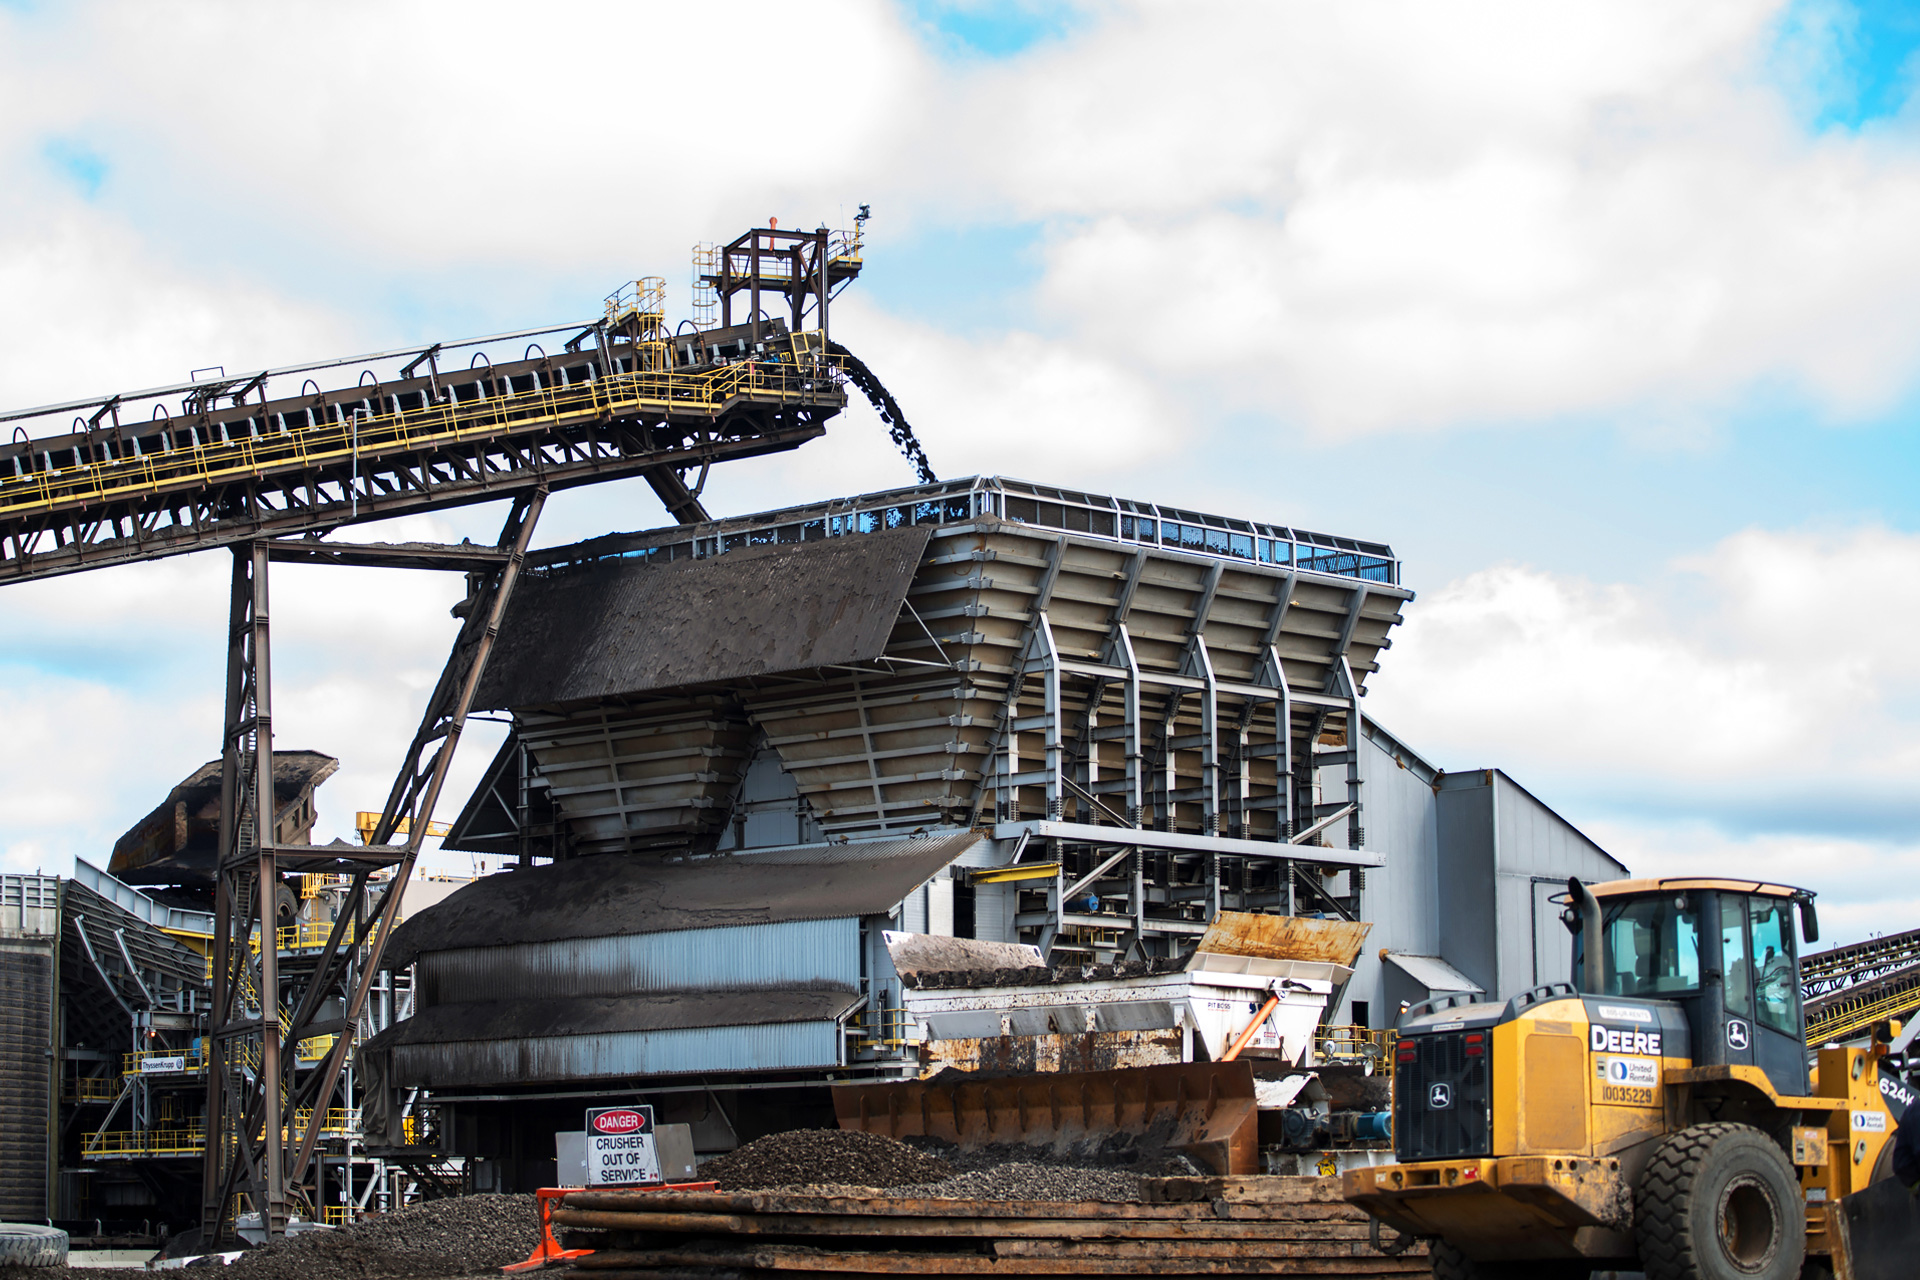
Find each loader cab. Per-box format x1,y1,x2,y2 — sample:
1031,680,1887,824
1574,878,1819,1099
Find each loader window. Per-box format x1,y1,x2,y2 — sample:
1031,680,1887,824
1598,896,1701,998
1747,897,1799,1034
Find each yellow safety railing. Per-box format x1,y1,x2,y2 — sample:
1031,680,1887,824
852,1006,919,1050
323,1206,355,1226
1318,1025,1393,1077
1,351,846,521
67,1074,122,1102
296,1033,339,1063
605,277,667,329
122,1047,207,1077
354,812,451,844
291,1107,359,1138
301,872,351,899
691,245,720,330
1806,984,1920,1046
83,1126,206,1158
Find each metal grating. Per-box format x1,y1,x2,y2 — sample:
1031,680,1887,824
1393,1031,1491,1162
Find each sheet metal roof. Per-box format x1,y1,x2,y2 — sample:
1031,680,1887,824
383,830,984,968
472,525,932,710
1382,951,1485,995
365,987,859,1051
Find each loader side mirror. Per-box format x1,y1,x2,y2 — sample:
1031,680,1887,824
1799,897,1819,946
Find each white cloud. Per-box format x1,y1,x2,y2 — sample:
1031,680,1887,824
1584,818,1920,945
8,0,1920,441
1370,522,1920,944
1375,523,1920,784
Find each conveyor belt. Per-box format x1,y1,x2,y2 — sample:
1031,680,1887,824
0,326,846,584
1801,925,1920,1044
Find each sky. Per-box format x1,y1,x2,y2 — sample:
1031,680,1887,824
2,0,1919,949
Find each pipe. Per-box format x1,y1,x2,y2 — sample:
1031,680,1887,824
1222,991,1280,1062
1568,877,1604,995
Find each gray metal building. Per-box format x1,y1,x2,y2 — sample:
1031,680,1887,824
375,475,1626,1185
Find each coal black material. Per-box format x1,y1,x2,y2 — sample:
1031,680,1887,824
220,1193,539,1280
902,955,1190,990
699,1130,952,1192
472,527,931,711
828,342,936,485
382,832,982,969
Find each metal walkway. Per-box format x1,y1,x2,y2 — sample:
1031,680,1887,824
1802,925,1920,1045
0,319,847,583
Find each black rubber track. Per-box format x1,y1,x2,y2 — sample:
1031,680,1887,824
827,340,937,485
1635,1121,1803,1280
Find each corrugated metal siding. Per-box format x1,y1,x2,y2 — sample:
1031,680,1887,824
0,945,52,1219
421,918,859,1006
973,883,1011,943
903,884,929,935
391,1019,843,1086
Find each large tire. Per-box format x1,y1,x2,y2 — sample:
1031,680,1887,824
0,1223,68,1268
1636,1122,1804,1280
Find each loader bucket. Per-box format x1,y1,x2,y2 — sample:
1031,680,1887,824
832,1059,1260,1175
1836,1175,1920,1280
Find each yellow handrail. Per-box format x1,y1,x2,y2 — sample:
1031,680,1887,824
122,1048,207,1076
83,1126,207,1157
1,352,846,521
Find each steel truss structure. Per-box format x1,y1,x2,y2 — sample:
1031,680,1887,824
200,489,543,1240
448,476,1408,962
1801,925,1920,1044
0,228,866,585
0,225,872,1241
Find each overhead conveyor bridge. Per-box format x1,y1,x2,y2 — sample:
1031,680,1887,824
1801,923,1920,1045
0,310,849,584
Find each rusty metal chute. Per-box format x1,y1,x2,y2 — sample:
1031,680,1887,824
833,1060,1261,1175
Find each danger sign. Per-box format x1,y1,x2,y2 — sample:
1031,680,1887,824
585,1105,660,1186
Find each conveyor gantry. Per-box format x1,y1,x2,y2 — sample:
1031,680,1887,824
0,225,866,583
0,223,896,1245
1802,924,1920,1045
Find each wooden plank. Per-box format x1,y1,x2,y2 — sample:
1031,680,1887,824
572,1247,1429,1276
561,1191,1370,1222
552,1209,1373,1240
1141,1176,1351,1205
989,1239,1428,1260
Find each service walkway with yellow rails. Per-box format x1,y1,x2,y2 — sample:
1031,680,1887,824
82,1110,360,1160
0,328,849,584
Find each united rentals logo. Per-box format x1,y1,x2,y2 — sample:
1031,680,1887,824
1428,1083,1453,1110
591,1108,650,1136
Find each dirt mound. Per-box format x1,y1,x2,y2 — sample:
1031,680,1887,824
699,1129,951,1192
220,1194,538,1280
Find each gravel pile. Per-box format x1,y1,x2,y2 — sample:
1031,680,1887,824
784,1158,1147,1203
699,1129,952,1192
220,1194,538,1280
898,1160,1144,1202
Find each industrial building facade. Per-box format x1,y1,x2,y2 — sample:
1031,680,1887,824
354,475,1626,1190
1,473,1627,1212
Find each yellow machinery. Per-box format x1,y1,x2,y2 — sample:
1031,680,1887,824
1344,877,1911,1280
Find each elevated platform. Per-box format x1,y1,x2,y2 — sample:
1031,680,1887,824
453,476,1408,854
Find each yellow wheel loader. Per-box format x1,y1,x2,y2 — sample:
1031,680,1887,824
1344,877,1912,1280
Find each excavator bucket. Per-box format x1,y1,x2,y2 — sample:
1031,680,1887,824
832,1059,1260,1175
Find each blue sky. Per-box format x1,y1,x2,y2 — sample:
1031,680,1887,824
4,0,1920,944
